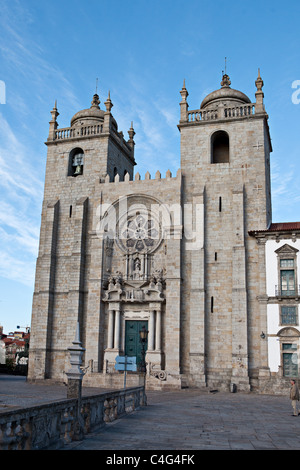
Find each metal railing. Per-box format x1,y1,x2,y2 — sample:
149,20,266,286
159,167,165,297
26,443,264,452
275,285,300,297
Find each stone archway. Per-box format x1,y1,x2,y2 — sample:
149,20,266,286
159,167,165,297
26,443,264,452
277,327,300,378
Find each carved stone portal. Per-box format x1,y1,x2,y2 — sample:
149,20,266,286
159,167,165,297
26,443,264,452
103,270,165,374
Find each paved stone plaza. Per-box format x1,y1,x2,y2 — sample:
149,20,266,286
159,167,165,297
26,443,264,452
1,375,300,450
64,389,300,451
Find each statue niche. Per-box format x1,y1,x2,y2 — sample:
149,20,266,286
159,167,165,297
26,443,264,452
126,253,149,281
133,256,141,279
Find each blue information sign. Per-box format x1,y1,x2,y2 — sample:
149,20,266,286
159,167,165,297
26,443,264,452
115,356,137,388
115,356,137,371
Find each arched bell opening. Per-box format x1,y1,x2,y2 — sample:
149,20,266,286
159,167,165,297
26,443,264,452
68,147,84,176
211,130,229,164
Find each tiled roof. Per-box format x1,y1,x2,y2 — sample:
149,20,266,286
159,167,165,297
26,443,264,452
249,222,300,235
2,337,25,347
268,222,300,231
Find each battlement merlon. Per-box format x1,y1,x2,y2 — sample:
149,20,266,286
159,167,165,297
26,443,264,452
101,168,182,184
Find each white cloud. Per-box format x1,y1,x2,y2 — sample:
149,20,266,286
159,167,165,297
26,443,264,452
0,202,39,256
271,157,300,221
0,113,42,286
111,73,180,178
0,250,35,287
159,106,178,129
271,160,294,198
0,1,84,287
0,1,82,119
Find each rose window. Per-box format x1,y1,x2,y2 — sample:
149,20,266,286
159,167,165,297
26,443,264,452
117,213,161,253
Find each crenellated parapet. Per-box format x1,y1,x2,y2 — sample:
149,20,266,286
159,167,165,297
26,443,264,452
102,168,181,184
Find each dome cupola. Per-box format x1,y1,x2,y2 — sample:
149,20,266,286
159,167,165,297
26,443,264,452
200,73,251,110
70,93,105,127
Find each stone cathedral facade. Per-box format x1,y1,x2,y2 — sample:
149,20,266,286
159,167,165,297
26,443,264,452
28,70,297,393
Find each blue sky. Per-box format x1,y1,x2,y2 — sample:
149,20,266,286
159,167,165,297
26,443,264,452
0,0,299,333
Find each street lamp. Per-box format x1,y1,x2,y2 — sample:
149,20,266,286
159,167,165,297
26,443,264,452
139,325,148,386
17,326,31,333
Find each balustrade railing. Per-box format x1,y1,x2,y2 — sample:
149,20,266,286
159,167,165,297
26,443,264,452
187,103,255,123
54,124,103,140
188,109,218,122
224,104,255,118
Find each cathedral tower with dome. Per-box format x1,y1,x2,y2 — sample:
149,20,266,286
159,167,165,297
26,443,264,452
28,70,277,392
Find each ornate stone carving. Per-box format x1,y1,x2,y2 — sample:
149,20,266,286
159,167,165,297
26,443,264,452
103,269,165,303
149,363,167,381
116,211,162,255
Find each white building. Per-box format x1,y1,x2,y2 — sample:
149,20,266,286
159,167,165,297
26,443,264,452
0,340,5,365
251,223,300,392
